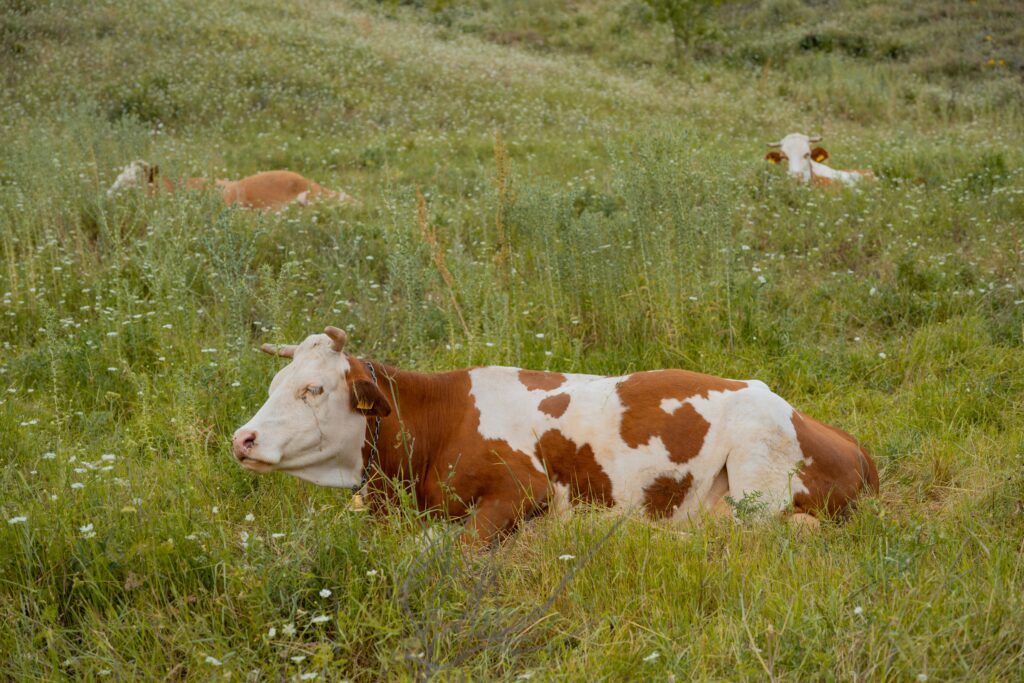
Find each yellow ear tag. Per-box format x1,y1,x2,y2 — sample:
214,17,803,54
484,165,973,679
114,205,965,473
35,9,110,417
348,493,367,512
813,151,827,162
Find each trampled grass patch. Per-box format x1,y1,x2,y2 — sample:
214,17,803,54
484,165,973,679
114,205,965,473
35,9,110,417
1,0,1023,679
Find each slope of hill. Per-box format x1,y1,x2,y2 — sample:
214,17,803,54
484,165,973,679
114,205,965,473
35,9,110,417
1,0,1022,679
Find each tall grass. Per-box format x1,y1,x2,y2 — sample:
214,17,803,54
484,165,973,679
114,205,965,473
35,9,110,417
2,0,1023,679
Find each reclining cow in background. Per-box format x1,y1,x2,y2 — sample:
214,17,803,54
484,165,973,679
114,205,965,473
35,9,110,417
230,326,879,545
107,160,356,210
765,133,874,187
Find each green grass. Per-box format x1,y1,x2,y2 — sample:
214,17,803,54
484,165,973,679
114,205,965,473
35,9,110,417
2,0,1023,679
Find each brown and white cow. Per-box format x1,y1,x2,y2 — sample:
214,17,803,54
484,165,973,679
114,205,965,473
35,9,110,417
231,327,879,543
107,161,355,210
765,133,875,187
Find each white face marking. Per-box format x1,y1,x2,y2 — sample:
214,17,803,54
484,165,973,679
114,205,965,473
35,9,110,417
777,134,815,183
232,334,366,488
107,160,150,196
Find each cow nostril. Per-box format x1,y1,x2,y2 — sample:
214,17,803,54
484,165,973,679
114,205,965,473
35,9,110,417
233,430,258,460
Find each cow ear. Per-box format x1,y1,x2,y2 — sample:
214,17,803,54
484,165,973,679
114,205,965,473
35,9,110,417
350,379,391,417
765,151,786,164
811,147,829,162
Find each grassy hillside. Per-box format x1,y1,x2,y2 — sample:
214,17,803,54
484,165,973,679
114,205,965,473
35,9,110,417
2,0,1023,679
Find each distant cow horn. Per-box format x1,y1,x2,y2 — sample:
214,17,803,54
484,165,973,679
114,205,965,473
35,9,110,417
260,343,297,358
809,135,823,143
766,141,782,148
324,326,348,352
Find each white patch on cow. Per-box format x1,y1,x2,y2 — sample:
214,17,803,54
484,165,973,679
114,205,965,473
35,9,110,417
295,190,310,206
107,160,149,196
678,385,809,520
469,367,808,522
233,334,366,488
660,398,683,414
810,161,867,185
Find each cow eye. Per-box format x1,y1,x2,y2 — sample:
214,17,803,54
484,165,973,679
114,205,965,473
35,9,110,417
304,384,324,397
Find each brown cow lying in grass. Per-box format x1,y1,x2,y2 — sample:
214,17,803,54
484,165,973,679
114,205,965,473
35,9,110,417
107,160,355,210
230,326,879,545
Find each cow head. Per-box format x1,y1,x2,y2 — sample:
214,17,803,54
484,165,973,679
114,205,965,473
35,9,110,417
107,160,158,196
765,134,829,183
231,326,391,488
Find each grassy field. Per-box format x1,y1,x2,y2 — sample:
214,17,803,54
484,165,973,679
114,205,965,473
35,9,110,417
2,0,1023,679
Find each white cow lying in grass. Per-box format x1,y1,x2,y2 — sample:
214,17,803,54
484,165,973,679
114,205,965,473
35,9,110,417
765,133,874,187
107,160,356,210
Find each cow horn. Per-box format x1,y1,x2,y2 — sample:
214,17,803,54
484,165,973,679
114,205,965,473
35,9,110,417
324,326,348,352
766,141,782,148
809,135,823,142
260,343,296,358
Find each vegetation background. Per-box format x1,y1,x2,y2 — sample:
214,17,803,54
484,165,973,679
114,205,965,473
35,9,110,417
2,0,1023,679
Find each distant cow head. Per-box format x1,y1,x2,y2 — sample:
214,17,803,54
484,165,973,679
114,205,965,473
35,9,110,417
231,326,391,488
765,133,829,183
107,160,159,196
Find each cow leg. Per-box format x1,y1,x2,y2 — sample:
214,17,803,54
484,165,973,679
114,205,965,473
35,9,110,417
725,441,806,519
462,497,522,547
461,475,550,547
788,512,820,533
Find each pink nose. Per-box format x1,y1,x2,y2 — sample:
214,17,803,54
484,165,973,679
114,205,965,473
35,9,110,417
232,430,257,460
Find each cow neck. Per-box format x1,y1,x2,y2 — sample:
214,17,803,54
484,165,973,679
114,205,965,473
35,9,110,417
354,359,457,487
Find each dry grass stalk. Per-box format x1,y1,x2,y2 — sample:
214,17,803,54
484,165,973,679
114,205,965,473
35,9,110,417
493,129,511,284
416,186,471,337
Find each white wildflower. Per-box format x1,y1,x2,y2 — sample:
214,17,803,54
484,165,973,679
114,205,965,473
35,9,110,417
282,623,296,637
80,523,96,539
204,656,222,666
558,554,575,561
310,615,330,624
319,589,332,598
244,513,255,522
71,482,84,490
7,516,27,525
643,651,660,663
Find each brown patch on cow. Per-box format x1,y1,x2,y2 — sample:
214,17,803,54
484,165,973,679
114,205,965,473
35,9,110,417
617,371,746,464
534,430,613,506
518,369,565,392
538,393,570,418
349,359,550,543
643,473,694,519
790,411,879,517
